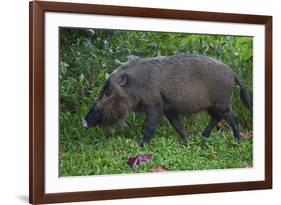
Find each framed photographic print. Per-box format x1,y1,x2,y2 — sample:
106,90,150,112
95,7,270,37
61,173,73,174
29,1,272,204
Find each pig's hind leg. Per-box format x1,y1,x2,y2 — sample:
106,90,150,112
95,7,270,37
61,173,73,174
218,107,240,140
202,108,222,138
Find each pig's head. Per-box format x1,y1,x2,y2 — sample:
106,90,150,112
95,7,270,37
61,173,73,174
83,73,131,128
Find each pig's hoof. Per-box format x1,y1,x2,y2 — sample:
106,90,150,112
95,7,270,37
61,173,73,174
140,141,145,148
179,137,188,144
140,140,147,148
179,138,190,148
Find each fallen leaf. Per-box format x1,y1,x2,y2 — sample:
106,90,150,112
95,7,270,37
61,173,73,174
211,152,219,159
240,131,253,139
59,152,64,160
244,164,253,168
217,121,231,132
217,122,253,140
128,154,153,169
150,165,170,172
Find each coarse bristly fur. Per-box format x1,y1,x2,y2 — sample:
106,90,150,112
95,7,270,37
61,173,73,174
95,82,130,127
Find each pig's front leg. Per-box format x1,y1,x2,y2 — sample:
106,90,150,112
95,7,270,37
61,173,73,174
140,106,162,147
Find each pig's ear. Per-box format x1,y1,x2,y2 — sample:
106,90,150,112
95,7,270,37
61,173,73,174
118,74,128,86
127,55,139,61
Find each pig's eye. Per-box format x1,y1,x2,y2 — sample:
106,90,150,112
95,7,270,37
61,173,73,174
103,89,112,97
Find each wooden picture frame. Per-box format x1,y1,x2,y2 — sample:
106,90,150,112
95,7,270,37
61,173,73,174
29,1,272,204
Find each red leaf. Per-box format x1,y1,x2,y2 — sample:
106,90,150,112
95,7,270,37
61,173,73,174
128,154,153,168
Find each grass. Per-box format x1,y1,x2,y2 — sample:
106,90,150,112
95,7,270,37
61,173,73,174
59,109,253,176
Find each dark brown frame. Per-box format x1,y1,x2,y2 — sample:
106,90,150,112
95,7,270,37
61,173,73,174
29,1,272,204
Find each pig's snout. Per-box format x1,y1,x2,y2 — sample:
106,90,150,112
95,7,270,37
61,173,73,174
83,107,102,128
82,118,89,128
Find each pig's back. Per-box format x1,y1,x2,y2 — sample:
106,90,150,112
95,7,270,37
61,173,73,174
155,55,236,113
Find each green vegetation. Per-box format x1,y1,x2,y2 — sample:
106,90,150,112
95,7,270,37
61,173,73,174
59,28,253,176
